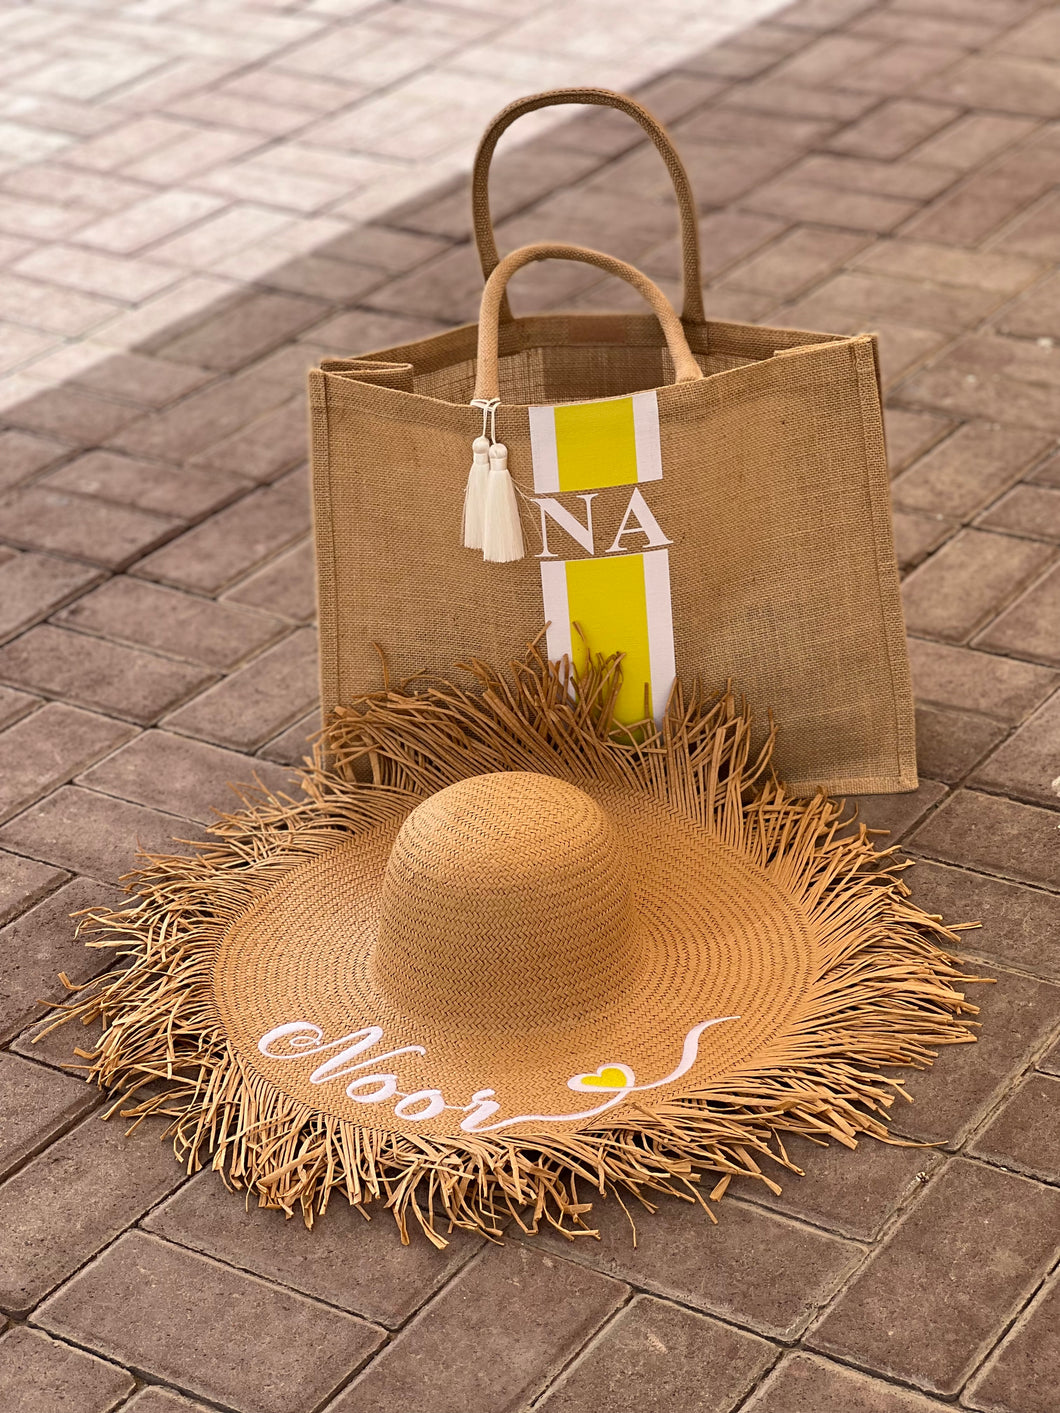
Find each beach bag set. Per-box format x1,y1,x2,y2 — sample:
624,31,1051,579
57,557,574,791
308,88,917,796
58,89,977,1251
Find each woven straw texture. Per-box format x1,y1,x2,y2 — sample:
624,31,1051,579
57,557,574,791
215,771,816,1136
310,89,916,797
64,648,974,1244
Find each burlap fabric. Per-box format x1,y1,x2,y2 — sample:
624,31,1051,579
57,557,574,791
310,87,915,796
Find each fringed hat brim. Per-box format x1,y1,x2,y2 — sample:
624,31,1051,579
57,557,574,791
56,647,980,1246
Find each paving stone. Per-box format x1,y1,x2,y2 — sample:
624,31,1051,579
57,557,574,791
978,484,1060,542
890,967,1060,1146
0,703,136,823
536,1295,775,1413
527,1193,860,1341
75,189,226,255
869,322,950,386
0,849,66,928
907,637,1058,722
994,190,1060,262
913,705,1006,783
722,76,881,124
902,333,1060,434
998,7,1060,60
908,860,1060,981
883,407,955,474
189,398,307,483
718,225,868,299
143,1166,481,1328
108,370,288,463
134,472,310,594
909,788,1060,889
783,269,1008,335
857,239,1043,295
924,54,1060,119
0,273,120,337
0,322,66,375
995,269,1060,341
12,1000,106,1073
0,1051,97,1182
742,175,919,232
34,351,214,411
970,689,1060,806
850,780,947,841
771,31,885,85
0,684,35,730
673,105,834,153
320,223,447,273
0,787,202,888
901,530,1054,644
1027,450,1060,488
163,626,317,751
0,551,103,644
827,98,962,161
619,208,773,289
891,422,1052,520
14,242,180,303
975,561,1060,666
892,511,955,571
121,1390,212,1413
54,576,285,669
965,1268,1060,1413
0,875,122,1044
742,1134,945,1242
840,42,971,100
0,1325,134,1413
0,626,214,724
154,290,329,372
79,730,294,823
0,1115,187,1318
969,1075,1060,1183
2,383,142,447
257,709,319,765
43,449,247,520
368,230,590,325
34,1230,385,1413
743,1351,956,1412
223,538,316,622
306,308,449,357
808,1159,1060,1395
0,428,72,491
331,1242,626,1413
0,484,179,568
903,138,1060,248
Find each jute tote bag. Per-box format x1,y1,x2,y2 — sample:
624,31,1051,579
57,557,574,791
310,88,916,797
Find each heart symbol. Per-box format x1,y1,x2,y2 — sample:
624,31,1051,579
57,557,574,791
568,1063,634,1093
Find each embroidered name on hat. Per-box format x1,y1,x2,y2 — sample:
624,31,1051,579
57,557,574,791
257,1016,738,1133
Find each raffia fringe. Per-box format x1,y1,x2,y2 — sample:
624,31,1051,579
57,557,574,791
53,644,980,1246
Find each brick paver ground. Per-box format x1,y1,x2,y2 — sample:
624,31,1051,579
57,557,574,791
2,0,1060,1410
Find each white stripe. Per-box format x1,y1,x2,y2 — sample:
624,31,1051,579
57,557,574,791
528,403,559,493
631,390,662,483
539,559,573,672
643,548,676,724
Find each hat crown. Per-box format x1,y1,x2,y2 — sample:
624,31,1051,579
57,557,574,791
371,772,640,1030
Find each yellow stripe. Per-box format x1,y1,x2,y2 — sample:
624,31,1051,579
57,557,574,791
565,554,652,722
554,396,638,491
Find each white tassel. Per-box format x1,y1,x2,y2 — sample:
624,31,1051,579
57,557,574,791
482,442,525,563
462,436,491,549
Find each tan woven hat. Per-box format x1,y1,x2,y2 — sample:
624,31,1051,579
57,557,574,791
66,648,976,1244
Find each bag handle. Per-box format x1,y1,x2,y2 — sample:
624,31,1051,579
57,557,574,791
473,242,704,402
472,88,705,326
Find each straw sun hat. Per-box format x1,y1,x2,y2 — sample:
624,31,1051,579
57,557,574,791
65,648,977,1244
